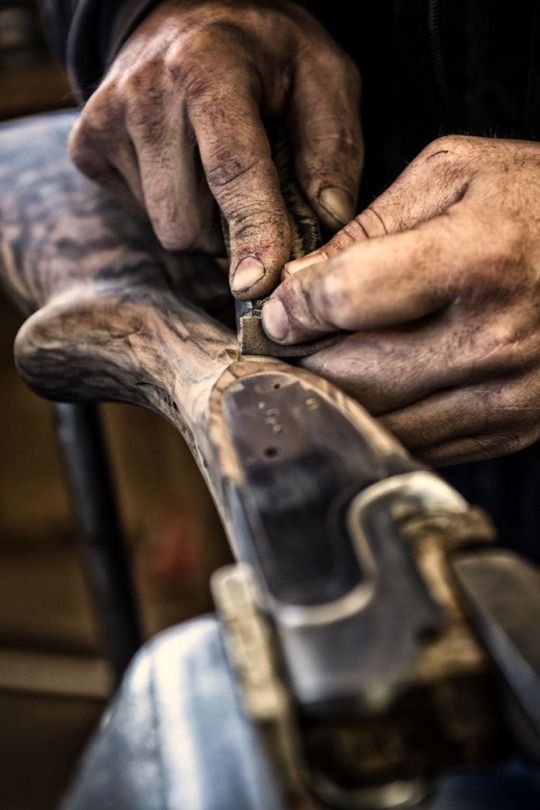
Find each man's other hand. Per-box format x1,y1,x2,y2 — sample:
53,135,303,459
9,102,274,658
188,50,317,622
262,136,540,464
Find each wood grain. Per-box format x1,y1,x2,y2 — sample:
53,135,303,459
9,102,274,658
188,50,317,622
0,111,408,537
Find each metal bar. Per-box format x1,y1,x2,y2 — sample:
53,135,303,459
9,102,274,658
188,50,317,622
54,402,142,684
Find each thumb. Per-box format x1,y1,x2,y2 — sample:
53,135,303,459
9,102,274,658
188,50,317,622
284,135,471,278
262,203,472,344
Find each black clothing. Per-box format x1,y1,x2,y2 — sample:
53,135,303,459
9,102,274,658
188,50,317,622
40,0,540,184
316,0,540,200
38,0,540,561
40,0,159,97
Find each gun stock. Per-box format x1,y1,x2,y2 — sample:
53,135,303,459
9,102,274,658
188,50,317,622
2,112,537,809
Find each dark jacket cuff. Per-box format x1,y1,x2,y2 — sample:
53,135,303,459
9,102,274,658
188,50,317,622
43,0,324,101
41,0,162,100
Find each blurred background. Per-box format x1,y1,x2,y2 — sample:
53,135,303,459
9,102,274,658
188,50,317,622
0,3,229,808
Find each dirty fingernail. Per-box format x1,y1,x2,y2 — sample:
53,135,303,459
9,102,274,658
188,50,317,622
284,253,321,276
232,256,265,292
262,298,289,342
318,187,354,226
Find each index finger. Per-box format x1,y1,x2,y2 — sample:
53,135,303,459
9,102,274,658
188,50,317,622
186,68,290,299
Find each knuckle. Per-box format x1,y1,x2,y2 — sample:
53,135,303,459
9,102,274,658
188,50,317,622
116,71,142,99
71,119,102,154
321,47,360,86
182,69,252,113
308,120,362,163
177,63,214,104
341,217,369,241
163,42,182,75
355,208,389,238
166,27,210,64
82,84,120,128
166,22,243,82
315,263,352,325
189,21,244,51
497,385,526,417
460,228,530,300
317,41,358,77
68,127,94,165
153,221,189,252
206,150,264,191
148,200,198,251
422,134,473,162
324,230,355,255
485,432,528,457
68,128,106,179
472,321,523,372
157,233,184,252
334,121,363,164
69,148,97,178
496,222,529,270
290,273,327,329
119,66,166,113
473,228,529,291
71,111,118,164
488,218,522,259
230,207,290,250
494,378,540,429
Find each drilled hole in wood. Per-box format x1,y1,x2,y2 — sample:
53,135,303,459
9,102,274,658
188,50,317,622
264,446,279,458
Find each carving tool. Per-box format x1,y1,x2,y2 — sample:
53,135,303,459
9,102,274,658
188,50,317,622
224,126,343,358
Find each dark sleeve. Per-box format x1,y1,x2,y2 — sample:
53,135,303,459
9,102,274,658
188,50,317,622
39,1,334,102
39,0,161,100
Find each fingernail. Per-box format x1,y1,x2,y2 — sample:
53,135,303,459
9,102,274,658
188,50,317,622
284,253,320,276
262,298,289,342
318,187,354,226
232,256,265,293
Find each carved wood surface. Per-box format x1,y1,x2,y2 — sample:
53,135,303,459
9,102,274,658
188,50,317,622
8,114,539,810
0,111,407,536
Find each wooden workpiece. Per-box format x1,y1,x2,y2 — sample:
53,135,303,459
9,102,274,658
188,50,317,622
1,114,516,805
0,111,403,536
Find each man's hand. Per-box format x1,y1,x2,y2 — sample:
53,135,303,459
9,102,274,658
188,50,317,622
69,0,362,298
262,136,540,465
